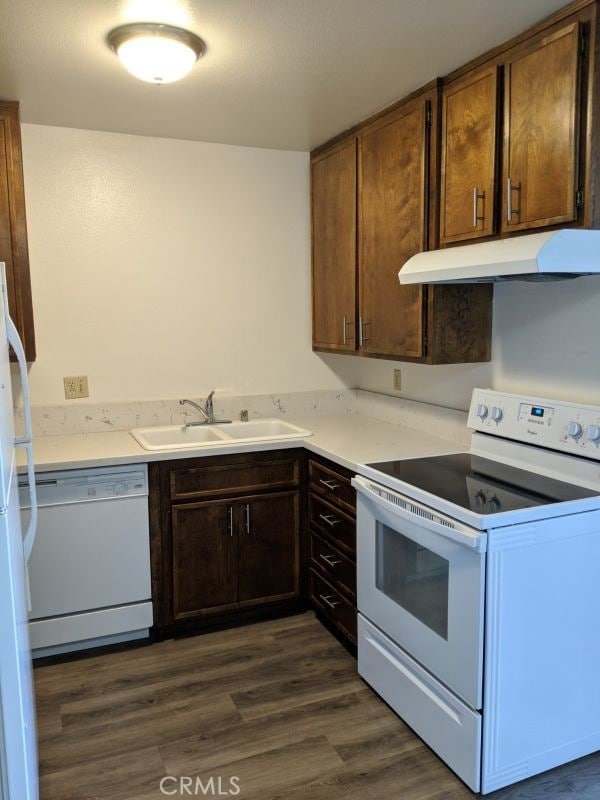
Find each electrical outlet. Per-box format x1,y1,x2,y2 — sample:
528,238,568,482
393,369,402,392
63,375,89,400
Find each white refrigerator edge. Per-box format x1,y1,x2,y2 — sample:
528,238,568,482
0,261,39,800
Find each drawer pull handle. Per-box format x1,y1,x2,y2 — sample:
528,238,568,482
319,513,341,527
319,593,340,609
319,479,341,491
228,506,233,537
320,553,342,567
245,503,251,535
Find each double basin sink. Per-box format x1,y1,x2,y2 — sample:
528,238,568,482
130,419,312,451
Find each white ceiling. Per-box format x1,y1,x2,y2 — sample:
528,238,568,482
0,0,568,151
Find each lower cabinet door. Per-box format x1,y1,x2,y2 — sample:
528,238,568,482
237,491,299,606
171,499,238,620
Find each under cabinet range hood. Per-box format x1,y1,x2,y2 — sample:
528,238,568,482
399,230,600,285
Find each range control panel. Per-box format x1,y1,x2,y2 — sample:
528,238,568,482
467,389,600,459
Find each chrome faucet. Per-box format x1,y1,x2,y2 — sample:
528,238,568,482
180,392,231,426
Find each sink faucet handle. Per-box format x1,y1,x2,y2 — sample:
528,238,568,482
204,390,215,423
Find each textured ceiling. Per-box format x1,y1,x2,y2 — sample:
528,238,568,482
0,0,568,151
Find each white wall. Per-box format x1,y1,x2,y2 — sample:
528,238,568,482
20,123,600,414
355,276,600,411
20,124,356,405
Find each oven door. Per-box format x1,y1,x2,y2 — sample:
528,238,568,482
353,475,486,709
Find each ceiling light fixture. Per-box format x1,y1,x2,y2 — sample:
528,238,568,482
107,23,206,85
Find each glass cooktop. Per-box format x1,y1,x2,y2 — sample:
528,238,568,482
367,452,598,515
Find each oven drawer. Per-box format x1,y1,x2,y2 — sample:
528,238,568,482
309,493,356,555
309,569,357,644
358,615,481,792
308,460,355,513
310,531,356,600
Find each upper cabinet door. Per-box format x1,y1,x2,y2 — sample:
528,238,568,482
311,139,357,352
440,66,499,244
502,22,582,233
358,100,429,359
0,102,35,361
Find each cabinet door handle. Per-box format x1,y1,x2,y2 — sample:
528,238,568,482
320,553,342,567
359,317,369,346
507,178,520,223
472,186,485,227
319,593,340,609
319,513,341,527
342,316,351,345
228,506,233,537
245,503,250,535
319,479,340,491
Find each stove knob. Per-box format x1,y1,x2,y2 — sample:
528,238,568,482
490,406,503,422
476,403,489,420
474,491,487,507
488,496,501,512
587,424,600,443
567,421,583,440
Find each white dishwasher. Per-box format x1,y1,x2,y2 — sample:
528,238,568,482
19,464,153,657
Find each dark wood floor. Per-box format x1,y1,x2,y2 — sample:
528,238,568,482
34,612,600,800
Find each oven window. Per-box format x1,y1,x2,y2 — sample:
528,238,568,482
376,523,449,640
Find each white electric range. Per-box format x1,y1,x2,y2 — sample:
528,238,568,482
353,389,600,794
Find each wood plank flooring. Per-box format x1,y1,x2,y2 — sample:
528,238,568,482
34,612,600,800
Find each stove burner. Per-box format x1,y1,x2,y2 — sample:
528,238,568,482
367,453,597,515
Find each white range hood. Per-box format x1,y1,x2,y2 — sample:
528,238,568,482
399,229,600,285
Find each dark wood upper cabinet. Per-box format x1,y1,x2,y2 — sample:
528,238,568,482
358,98,429,359
311,83,493,365
0,101,35,361
171,499,238,620
502,22,582,233
310,1,599,363
311,138,357,352
237,491,299,606
440,66,500,244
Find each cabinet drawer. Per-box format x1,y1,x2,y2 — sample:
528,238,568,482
309,493,356,556
309,569,356,644
310,531,355,600
170,457,299,500
308,460,355,513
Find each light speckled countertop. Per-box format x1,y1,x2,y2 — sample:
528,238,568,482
18,413,467,476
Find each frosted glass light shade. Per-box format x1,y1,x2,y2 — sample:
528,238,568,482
108,24,205,85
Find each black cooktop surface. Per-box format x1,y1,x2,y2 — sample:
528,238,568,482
367,453,598,515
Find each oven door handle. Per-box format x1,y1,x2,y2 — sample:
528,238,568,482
352,475,486,552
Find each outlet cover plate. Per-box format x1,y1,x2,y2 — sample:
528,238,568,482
393,369,402,392
63,375,89,400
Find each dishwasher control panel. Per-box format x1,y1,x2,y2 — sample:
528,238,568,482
19,463,148,507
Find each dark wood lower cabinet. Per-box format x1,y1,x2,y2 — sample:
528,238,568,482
149,450,304,636
307,455,357,648
149,449,358,648
172,499,238,620
238,491,299,606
